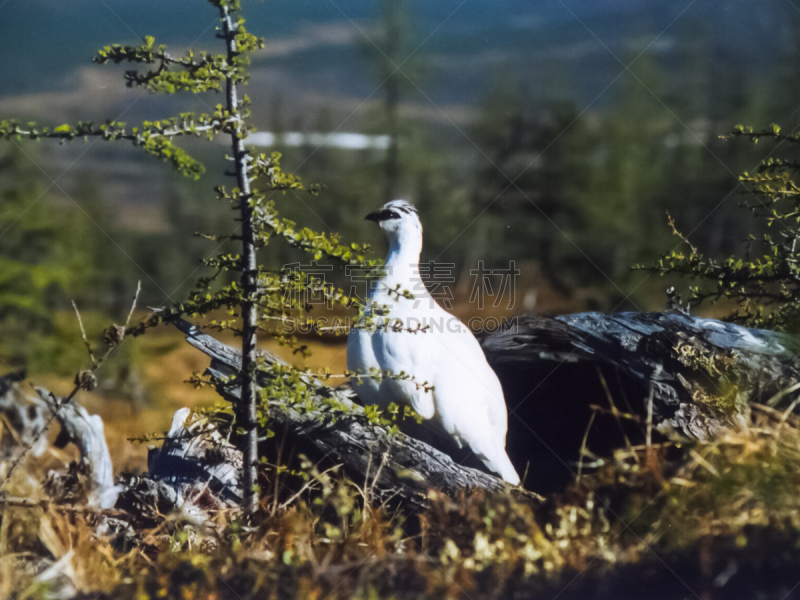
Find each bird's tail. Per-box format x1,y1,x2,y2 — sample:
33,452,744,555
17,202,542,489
483,449,520,486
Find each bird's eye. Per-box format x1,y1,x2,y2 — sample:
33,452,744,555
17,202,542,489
388,211,400,219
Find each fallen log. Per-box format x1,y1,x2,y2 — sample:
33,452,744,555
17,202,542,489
170,311,800,498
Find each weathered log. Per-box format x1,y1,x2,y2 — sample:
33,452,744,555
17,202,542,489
36,388,117,508
144,407,244,512
169,318,530,508
481,311,800,490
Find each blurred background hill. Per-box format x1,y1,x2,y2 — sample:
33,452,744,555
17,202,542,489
1,0,799,455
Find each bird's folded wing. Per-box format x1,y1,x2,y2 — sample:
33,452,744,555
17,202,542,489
372,327,437,419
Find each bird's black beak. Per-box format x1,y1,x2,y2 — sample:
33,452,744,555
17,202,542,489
365,209,391,223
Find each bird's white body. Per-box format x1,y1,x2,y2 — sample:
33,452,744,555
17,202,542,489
347,200,520,484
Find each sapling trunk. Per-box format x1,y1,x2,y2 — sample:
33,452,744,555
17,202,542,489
221,4,259,513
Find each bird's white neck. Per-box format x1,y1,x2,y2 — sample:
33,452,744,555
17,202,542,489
386,227,422,273
371,225,425,304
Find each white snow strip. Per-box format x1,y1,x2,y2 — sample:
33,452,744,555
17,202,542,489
246,132,391,150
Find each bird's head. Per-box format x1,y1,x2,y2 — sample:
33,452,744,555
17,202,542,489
364,200,421,241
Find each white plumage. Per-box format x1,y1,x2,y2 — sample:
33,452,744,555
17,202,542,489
347,200,520,484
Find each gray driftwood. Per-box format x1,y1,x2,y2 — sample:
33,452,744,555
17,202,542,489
36,387,117,508
145,407,244,510
169,318,524,507
0,374,117,508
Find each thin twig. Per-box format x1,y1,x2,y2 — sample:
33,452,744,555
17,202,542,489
766,381,800,408
576,409,597,483
646,388,654,449
125,280,142,330
780,395,800,425
368,451,391,504
278,465,342,511
521,460,531,488
597,367,634,454
72,300,97,368
667,210,698,256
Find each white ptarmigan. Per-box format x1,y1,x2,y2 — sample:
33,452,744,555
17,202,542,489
347,200,520,485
